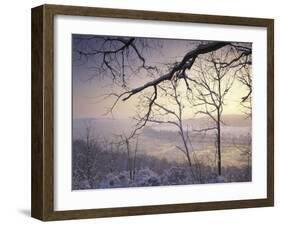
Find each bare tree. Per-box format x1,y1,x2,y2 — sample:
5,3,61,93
118,135,139,180
137,78,198,180
83,120,100,187
189,49,236,176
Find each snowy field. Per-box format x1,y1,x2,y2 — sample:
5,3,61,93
72,116,252,190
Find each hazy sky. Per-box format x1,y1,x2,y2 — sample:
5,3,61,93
72,34,251,120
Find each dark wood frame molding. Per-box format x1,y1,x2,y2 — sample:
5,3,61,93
31,4,274,221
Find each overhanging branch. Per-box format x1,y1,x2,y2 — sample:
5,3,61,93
121,42,230,101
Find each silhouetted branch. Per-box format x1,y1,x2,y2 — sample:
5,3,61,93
121,42,229,101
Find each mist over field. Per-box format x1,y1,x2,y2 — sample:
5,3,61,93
72,114,251,189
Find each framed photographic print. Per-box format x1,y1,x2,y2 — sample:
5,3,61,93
31,4,274,221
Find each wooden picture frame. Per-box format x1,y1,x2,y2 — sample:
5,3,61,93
31,4,274,221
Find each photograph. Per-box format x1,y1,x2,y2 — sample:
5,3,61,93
71,34,252,190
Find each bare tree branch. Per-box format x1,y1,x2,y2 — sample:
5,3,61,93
121,42,230,101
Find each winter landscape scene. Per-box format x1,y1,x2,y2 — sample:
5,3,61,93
72,34,252,190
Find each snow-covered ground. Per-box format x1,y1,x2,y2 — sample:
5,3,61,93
72,115,251,190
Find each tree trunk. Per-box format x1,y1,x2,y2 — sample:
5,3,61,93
217,111,222,176
125,139,133,180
